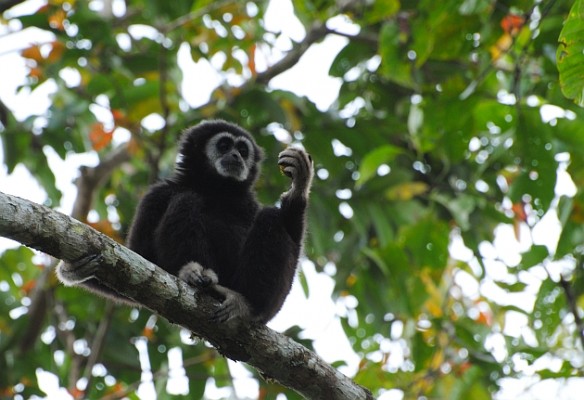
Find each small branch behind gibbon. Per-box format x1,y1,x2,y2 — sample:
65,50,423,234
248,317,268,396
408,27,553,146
0,191,373,400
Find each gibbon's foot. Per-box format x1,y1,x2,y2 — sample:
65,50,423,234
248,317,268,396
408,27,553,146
212,285,252,323
56,254,105,285
278,147,314,199
178,262,218,287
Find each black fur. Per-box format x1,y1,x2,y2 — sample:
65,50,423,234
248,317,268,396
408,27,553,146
125,120,313,323
57,120,313,323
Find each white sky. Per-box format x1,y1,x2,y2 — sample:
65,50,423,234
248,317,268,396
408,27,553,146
1,1,583,399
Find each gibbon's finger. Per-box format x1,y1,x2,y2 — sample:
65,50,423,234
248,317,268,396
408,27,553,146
282,166,296,178
278,160,299,178
279,147,312,167
212,306,231,323
278,156,309,175
279,154,312,176
279,147,311,162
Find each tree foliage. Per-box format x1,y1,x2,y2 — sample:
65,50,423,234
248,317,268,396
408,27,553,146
1,0,584,399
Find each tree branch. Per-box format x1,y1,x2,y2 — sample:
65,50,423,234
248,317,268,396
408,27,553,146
559,274,584,351
72,144,131,220
0,191,373,400
246,23,329,88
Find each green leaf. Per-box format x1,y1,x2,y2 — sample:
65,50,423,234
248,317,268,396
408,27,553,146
493,281,528,292
411,330,435,372
1,126,32,172
356,145,402,187
367,202,395,245
531,277,566,345
538,362,576,379
431,193,477,231
519,245,549,270
329,41,376,78
510,110,557,213
557,0,584,106
87,74,115,96
400,215,450,270
378,22,412,87
365,0,400,24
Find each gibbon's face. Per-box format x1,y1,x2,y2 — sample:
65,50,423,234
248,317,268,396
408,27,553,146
205,131,256,182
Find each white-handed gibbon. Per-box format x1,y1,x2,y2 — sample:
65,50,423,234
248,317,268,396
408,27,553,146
58,120,313,324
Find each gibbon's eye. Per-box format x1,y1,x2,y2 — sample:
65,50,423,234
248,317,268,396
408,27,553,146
236,141,249,158
216,136,233,153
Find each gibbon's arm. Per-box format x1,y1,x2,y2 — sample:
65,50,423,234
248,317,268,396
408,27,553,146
277,147,314,244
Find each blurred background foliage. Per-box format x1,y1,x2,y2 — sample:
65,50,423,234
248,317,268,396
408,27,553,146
1,0,584,399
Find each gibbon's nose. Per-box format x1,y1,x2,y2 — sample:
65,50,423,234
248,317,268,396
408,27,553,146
229,151,240,160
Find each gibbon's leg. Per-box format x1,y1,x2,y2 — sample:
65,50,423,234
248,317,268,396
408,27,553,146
231,207,299,323
56,254,105,285
56,255,137,305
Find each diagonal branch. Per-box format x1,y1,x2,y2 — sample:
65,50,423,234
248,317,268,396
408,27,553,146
0,191,373,400
246,22,329,88
72,143,132,220
559,273,584,351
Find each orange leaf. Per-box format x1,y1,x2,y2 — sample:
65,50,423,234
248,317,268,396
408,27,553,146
248,44,257,76
29,67,44,79
501,14,524,36
456,361,472,376
476,310,493,326
49,9,67,31
89,123,114,151
512,202,527,222
489,33,512,60
112,109,126,125
47,41,65,62
142,327,155,340
22,279,37,294
69,388,85,400
21,45,43,62
105,383,125,396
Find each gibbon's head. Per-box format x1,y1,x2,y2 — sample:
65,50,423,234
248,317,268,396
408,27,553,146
175,120,264,188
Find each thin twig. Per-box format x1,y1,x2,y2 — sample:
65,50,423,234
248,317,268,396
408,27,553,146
559,274,584,351
243,22,329,88
83,302,116,398
72,144,131,220
162,0,234,33
53,300,82,390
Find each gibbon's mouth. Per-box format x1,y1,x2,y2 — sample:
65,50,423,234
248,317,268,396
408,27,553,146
221,159,243,171
218,159,248,181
